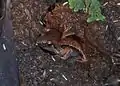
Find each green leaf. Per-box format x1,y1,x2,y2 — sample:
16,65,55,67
68,0,105,22
87,13,105,22
84,0,91,12
87,0,105,22
68,0,85,12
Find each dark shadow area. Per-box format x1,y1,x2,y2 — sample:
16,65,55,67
0,0,4,18
0,0,20,86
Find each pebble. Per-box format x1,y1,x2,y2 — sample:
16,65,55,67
103,2,108,6
2,44,7,51
61,74,68,80
117,3,120,6
51,56,56,61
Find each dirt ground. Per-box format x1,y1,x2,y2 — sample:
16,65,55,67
11,0,120,86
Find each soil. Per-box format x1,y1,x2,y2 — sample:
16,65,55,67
11,0,120,86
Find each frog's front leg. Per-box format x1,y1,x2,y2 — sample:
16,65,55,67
57,37,87,62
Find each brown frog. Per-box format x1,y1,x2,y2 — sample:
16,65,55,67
37,3,105,62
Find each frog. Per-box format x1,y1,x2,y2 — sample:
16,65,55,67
37,3,106,62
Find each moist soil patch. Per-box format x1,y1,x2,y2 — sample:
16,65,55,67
11,0,120,86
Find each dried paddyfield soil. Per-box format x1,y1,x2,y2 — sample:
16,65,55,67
11,0,120,86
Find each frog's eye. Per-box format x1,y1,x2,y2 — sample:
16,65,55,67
37,29,61,43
